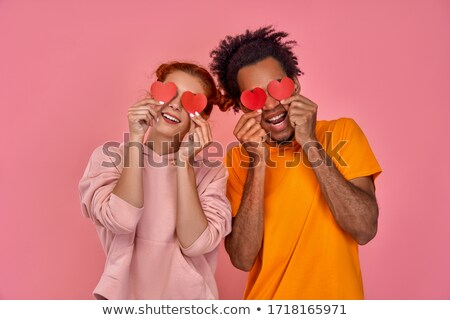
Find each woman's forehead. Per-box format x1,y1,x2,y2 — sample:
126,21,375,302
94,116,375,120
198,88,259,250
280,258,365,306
165,71,205,95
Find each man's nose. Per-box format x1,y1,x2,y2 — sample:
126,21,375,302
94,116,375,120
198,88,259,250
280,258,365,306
263,94,279,111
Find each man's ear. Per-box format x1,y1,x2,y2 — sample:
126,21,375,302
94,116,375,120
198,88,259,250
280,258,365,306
293,77,301,94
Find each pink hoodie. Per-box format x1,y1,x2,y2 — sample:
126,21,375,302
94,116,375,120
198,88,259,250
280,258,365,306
78,143,232,299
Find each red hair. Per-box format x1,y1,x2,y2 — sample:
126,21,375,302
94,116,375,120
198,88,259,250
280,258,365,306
155,62,233,116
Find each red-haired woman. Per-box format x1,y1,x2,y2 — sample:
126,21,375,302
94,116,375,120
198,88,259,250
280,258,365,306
79,62,233,299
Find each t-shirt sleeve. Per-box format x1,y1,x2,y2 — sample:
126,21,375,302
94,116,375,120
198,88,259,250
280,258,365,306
78,144,144,234
225,147,246,218
179,163,232,257
327,118,382,181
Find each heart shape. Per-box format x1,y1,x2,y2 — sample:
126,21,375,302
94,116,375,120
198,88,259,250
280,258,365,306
240,87,267,110
181,91,207,114
150,81,177,103
267,77,295,101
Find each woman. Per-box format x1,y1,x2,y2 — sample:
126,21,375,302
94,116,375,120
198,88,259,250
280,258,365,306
78,62,233,299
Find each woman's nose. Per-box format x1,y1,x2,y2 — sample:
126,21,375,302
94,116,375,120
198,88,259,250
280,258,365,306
169,101,181,111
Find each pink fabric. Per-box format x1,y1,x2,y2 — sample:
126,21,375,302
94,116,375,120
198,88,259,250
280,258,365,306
78,143,232,299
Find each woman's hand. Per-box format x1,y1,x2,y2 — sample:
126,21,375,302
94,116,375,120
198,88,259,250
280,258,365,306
178,112,212,164
127,98,164,142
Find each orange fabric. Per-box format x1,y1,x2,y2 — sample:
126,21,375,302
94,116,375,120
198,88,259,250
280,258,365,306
225,118,382,299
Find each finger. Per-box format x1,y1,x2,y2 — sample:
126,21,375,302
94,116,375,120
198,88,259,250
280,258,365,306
234,118,259,141
260,131,269,142
188,115,196,133
241,123,266,141
234,117,257,136
288,107,317,123
234,110,263,133
190,113,206,127
194,127,205,148
129,105,160,114
192,114,210,144
129,108,159,122
257,128,267,139
206,121,213,142
132,98,165,107
281,94,317,107
289,115,309,128
129,112,155,127
288,101,317,114
295,94,317,106
129,114,150,128
131,112,152,124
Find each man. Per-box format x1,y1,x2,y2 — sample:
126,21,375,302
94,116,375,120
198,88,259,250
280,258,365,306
209,26,382,299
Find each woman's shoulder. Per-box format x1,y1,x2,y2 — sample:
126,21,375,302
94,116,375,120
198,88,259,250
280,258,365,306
84,141,126,174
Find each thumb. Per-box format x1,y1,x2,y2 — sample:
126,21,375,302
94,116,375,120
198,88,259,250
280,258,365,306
181,120,196,143
189,118,196,133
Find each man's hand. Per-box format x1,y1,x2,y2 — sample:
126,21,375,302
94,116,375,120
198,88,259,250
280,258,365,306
281,94,318,147
233,109,267,164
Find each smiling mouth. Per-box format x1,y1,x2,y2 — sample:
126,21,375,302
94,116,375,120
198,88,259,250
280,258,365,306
161,112,181,124
265,112,287,126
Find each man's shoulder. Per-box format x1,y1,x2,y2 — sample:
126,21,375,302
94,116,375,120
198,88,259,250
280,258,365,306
316,118,360,136
316,117,358,133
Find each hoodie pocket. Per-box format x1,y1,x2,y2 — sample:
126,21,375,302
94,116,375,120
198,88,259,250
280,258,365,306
130,237,207,299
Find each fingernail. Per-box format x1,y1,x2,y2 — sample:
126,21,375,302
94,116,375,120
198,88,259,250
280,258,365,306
189,113,195,118
256,109,262,113
280,100,285,104
195,111,200,116
159,101,164,104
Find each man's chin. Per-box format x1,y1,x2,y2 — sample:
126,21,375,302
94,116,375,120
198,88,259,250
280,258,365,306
266,131,295,147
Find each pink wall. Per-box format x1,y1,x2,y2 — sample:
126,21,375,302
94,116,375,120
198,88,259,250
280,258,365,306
1,0,449,299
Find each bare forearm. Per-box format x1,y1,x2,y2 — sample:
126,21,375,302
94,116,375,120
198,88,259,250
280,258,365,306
225,162,265,271
176,163,208,248
112,139,144,208
305,142,378,245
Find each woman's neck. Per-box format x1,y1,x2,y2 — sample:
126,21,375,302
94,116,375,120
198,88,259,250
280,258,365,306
145,133,181,156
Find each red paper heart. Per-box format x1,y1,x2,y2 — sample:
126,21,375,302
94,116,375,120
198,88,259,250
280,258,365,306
240,87,267,110
181,91,207,114
267,77,295,101
150,81,177,103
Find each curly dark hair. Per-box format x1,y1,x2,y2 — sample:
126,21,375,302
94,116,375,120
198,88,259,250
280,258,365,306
210,25,304,112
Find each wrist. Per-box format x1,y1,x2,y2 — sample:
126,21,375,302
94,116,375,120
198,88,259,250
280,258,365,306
248,158,266,173
176,154,195,169
302,140,327,169
128,133,145,143
302,139,321,153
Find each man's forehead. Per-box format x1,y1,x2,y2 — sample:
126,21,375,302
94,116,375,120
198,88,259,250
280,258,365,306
237,57,287,91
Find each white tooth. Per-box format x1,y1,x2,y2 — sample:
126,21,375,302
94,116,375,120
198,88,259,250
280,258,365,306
163,113,180,123
269,113,285,122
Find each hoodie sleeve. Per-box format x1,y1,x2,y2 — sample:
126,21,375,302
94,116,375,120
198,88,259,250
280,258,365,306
78,144,144,234
179,163,232,257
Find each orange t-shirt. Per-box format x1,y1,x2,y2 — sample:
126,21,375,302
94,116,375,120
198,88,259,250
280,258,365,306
225,118,382,299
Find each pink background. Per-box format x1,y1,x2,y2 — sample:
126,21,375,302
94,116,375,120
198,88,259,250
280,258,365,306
1,0,449,299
